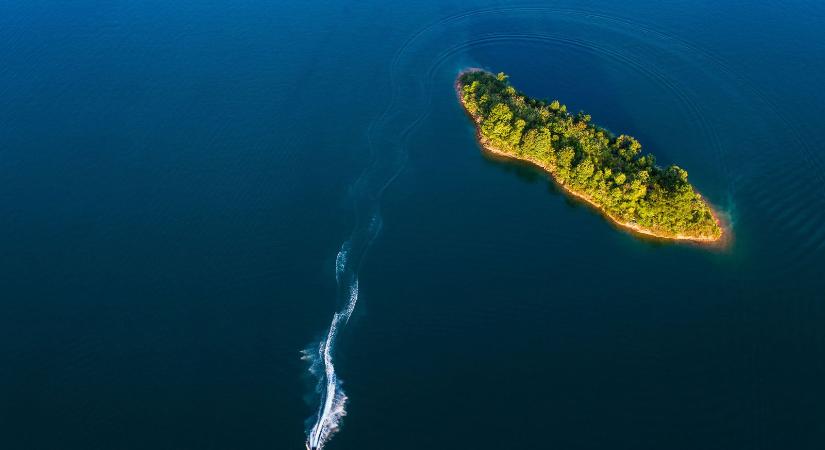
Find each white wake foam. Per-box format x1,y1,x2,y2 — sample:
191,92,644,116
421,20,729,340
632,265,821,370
343,279,358,324
335,242,349,285
305,240,360,450
306,313,346,450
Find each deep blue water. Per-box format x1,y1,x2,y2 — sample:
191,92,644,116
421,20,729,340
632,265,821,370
1,1,824,449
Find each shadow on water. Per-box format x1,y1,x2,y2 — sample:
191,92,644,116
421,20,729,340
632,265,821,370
478,146,548,186
477,141,686,250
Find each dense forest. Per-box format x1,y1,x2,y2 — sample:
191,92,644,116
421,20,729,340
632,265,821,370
457,70,721,240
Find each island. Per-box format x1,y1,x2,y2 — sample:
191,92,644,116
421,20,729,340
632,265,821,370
457,69,723,242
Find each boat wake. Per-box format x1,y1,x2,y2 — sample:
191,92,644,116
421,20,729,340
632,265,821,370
299,9,485,450
302,241,359,450
303,205,386,449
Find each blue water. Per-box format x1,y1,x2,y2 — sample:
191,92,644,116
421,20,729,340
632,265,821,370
1,1,824,449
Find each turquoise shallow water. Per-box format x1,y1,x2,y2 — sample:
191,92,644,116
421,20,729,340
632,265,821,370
1,1,824,449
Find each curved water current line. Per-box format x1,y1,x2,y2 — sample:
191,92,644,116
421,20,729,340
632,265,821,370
300,16,434,448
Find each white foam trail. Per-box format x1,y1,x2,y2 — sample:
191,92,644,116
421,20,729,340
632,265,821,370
335,242,349,285
343,279,358,324
307,313,346,450
302,17,421,442
305,244,360,450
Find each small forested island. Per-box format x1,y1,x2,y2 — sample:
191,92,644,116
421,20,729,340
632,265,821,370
457,69,723,242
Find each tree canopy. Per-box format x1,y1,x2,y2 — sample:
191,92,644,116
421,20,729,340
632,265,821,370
458,70,721,239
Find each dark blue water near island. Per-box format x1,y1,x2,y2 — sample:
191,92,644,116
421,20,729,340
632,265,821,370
2,1,824,449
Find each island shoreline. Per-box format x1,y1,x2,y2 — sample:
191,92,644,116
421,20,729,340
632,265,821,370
455,69,729,246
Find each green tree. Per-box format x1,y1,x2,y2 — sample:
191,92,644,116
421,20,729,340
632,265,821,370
574,158,595,184
457,70,721,239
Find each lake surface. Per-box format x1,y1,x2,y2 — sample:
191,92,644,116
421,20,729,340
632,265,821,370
1,1,824,449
